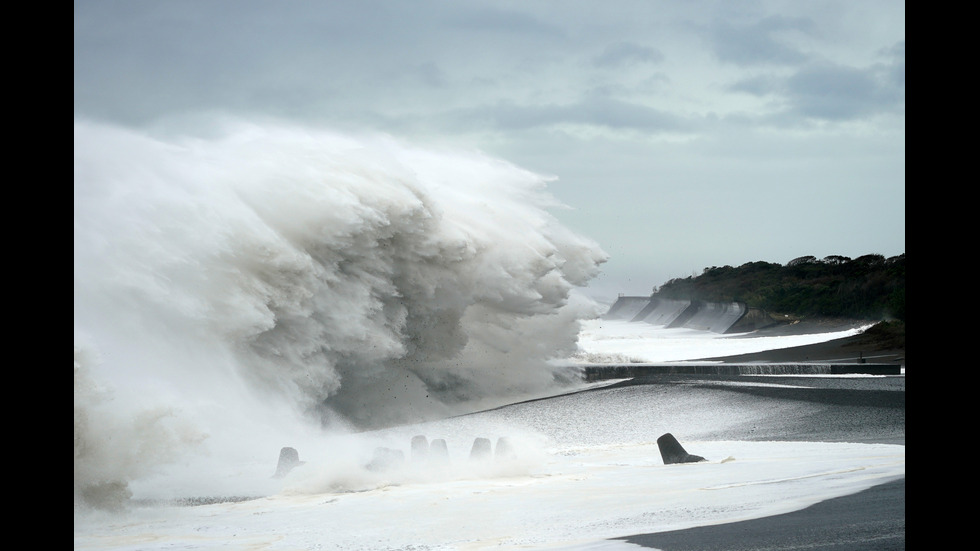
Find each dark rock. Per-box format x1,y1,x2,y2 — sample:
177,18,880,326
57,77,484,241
469,437,492,461
80,481,132,511
657,433,706,464
273,447,305,478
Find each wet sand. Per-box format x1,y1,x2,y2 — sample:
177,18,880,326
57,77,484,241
619,478,905,551
700,318,906,365
700,335,904,365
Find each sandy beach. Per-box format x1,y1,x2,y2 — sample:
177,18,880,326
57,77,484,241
609,325,905,550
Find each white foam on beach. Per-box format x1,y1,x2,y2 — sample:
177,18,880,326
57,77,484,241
571,319,874,364
74,343,905,550
74,438,903,551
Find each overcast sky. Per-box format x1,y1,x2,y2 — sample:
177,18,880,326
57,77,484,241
74,0,905,301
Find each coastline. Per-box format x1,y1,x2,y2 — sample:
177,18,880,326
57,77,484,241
597,321,906,551
617,477,905,551
704,319,905,365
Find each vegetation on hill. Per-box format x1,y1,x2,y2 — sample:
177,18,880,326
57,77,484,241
652,253,905,323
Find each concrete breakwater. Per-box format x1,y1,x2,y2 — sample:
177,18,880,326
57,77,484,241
603,296,778,334
582,363,902,381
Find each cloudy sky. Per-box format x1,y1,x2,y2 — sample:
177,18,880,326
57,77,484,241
74,0,905,301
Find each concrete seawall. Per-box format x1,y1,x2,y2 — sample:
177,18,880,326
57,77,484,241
603,296,655,321
603,296,763,334
582,363,902,381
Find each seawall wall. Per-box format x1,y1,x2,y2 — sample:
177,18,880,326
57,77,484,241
603,296,768,334
582,363,902,380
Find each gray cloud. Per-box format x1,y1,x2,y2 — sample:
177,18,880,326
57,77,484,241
447,6,566,38
593,41,665,67
784,61,900,120
446,95,691,133
727,41,905,123
878,40,906,89
728,75,779,97
709,14,816,66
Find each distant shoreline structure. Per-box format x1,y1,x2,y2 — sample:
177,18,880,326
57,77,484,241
581,362,901,381
603,296,778,334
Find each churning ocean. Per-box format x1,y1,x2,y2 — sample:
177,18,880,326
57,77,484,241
74,121,904,550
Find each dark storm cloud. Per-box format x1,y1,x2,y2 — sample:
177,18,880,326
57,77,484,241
878,40,906,89
784,60,903,120
727,40,905,122
709,14,816,66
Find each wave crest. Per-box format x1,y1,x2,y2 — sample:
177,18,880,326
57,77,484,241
74,120,606,444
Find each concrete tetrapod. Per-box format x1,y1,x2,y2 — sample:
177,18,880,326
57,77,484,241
273,447,305,478
411,435,429,463
656,433,706,464
469,437,493,461
495,437,516,461
429,438,450,465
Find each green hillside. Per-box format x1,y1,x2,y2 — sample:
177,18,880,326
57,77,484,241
652,254,905,323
